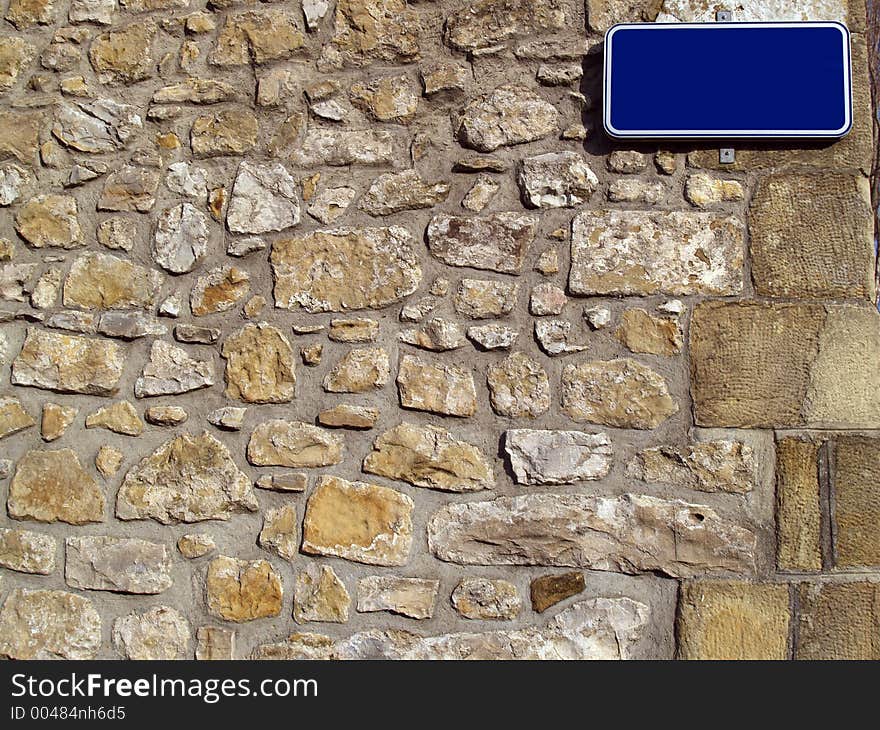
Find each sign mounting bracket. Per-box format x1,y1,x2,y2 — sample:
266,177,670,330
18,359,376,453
716,10,735,163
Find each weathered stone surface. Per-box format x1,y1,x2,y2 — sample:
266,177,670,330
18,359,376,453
429,493,756,577
65,536,171,594
98,165,160,212
684,173,743,208
227,161,300,235
452,578,521,620
328,0,420,66
291,129,394,167
95,445,124,479
207,406,245,431
529,283,567,316
461,174,500,212
364,423,493,493
53,100,142,154
308,186,356,223
427,213,538,274
458,85,559,152
190,266,249,316
397,354,477,417
12,328,124,396
195,626,234,660
191,110,258,157
254,597,649,659
530,572,585,612
561,359,678,429
302,475,413,566
40,402,76,441
272,227,421,313
221,323,295,403
518,152,598,208
658,0,847,23
295,565,350,623
135,340,214,397
831,436,880,569
351,75,419,123
0,110,42,164
467,323,518,350
256,473,308,493
153,78,235,104
360,170,449,215
116,431,257,523
534,319,587,356
258,504,298,562
0,589,101,659
0,262,37,301
144,405,187,426
328,318,379,343
691,302,880,428
15,194,82,249
153,203,210,274
247,420,342,467
6,0,57,28
628,440,756,494
64,252,162,311
607,178,666,204
749,173,874,300
400,318,465,351
206,556,283,622
487,352,550,418
89,22,156,84
0,163,31,205
357,576,438,619
454,279,518,319
421,62,469,96
113,606,189,659
677,581,790,660
615,309,682,356
446,0,567,51
323,347,389,393
178,533,215,559
211,9,304,66
85,400,143,436
570,210,744,296
587,0,662,31
504,429,612,485
0,527,55,574
318,404,379,430
775,437,822,571
796,582,880,660
0,396,35,439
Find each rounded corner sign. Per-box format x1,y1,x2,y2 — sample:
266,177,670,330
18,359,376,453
603,21,853,140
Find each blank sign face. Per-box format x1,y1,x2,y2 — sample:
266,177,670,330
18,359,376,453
604,22,852,139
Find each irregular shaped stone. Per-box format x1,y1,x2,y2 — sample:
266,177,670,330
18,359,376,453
446,0,567,51
677,581,790,660
360,170,450,216
166,162,207,198
658,0,847,23
561,359,678,429
191,110,258,157
428,213,538,274
357,576,438,619
113,606,189,659
529,283,567,316
6,0,58,28
63,252,162,311
207,406,246,431
65,536,171,594
195,626,234,660
796,582,880,660
95,445,123,478
291,128,394,167
247,420,342,467
0,110,42,165
211,9,305,65
775,436,822,571
206,555,283,622
41,402,76,441
190,266,249,317
253,597,649,659
227,161,300,235
153,203,210,274
0,589,101,659
97,311,167,340
89,22,156,84
1,263,38,301
98,165,160,212
323,347,390,393
301,475,413,566
85,400,142,436
487,352,550,418
153,78,236,104
461,173,500,212
457,85,559,152
0,164,32,205
685,173,744,208
615,309,682,356
627,440,756,494
178,533,215,559
0,38,35,91
328,318,379,343
52,100,142,154
537,62,583,85
303,0,330,30
452,578,521,620
8,448,104,524
15,194,82,249
221,323,295,404
454,279,518,319
308,186,356,223
256,473,308,493
295,565,350,623
364,422,493,493
271,226,421,313
144,405,187,426
12,328,124,396
135,340,214,397
397,354,477,417
429,493,757,577
0,527,55,574
351,74,419,123
0,396,35,439
467,323,518,350
258,503,298,562
30,268,61,309
530,572,585,612
519,152,598,208
328,0,420,67
318,404,379,430
96,217,136,251
607,178,666,204
398,318,462,352
421,62,469,96
535,319,587,356
505,429,612,485
570,210,744,296
116,431,257,524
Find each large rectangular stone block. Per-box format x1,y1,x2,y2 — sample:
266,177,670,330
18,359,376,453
832,436,880,568
775,437,822,572
796,582,880,659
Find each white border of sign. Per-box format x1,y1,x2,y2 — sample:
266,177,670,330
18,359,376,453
603,21,853,139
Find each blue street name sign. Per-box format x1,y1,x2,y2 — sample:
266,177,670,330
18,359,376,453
603,22,852,139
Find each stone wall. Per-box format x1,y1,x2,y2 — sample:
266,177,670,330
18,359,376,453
0,0,876,660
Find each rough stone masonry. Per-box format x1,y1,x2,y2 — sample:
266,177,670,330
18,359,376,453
0,0,877,660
